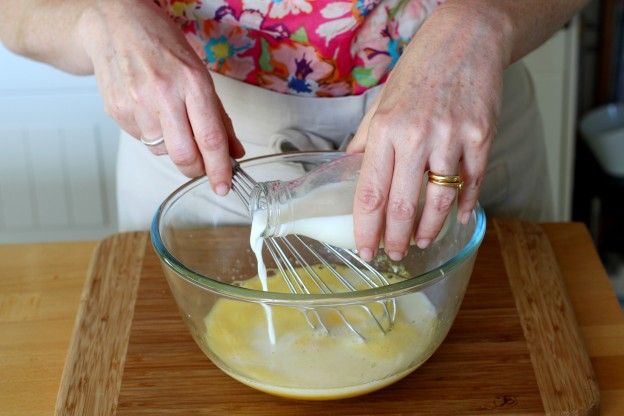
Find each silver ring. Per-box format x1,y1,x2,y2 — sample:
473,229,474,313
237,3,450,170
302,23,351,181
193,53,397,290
140,136,165,147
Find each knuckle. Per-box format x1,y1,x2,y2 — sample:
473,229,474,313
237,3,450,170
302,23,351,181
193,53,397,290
134,91,153,108
430,116,452,138
368,113,394,138
431,191,456,213
184,69,215,98
404,117,434,148
417,228,437,241
150,147,167,156
196,129,227,152
185,65,210,86
152,75,174,97
388,198,417,221
416,220,438,240
127,84,141,103
466,172,485,192
104,100,126,120
353,226,372,243
356,185,386,214
169,145,199,168
403,122,427,144
179,165,203,179
103,102,117,118
384,238,408,252
465,119,493,148
205,165,230,182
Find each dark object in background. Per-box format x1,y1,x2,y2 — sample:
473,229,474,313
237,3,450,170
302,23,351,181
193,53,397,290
595,0,624,104
573,138,624,254
576,0,624,257
573,135,624,307
575,2,624,309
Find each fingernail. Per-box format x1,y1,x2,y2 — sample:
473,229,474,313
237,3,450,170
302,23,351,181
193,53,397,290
359,248,373,262
460,212,470,225
388,251,404,262
416,239,431,249
215,183,229,196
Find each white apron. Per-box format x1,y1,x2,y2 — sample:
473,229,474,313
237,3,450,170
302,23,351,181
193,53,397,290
116,61,552,231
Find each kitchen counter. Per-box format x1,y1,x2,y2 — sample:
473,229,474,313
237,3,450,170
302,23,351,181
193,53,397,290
1,223,623,415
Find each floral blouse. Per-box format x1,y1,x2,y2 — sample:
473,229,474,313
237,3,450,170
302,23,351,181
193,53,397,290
157,0,443,96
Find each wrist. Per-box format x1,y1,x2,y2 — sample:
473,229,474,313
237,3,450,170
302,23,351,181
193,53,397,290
430,0,515,69
75,3,109,70
75,1,130,59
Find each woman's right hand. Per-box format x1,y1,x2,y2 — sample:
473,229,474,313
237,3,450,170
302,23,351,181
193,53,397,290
78,0,244,195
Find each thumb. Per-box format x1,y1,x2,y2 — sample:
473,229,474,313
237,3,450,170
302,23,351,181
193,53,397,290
347,96,380,154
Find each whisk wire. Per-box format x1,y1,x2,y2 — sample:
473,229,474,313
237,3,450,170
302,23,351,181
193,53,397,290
294,236,392,334
231,161,257,206
322,243,397,328
341,249,398,325
265,238,329,334
278,237,367,341
230,160,396,340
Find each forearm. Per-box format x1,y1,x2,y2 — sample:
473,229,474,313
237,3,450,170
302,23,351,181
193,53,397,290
434,0,589,68
0,0,95,74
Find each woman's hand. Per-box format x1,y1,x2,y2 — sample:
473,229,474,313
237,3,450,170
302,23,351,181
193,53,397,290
78,0,244,194
347,5,511,261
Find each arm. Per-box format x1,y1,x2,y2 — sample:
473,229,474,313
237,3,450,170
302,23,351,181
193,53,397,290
0,0,244,194
0,1,94,74
349,0,589,262
460,0,589,66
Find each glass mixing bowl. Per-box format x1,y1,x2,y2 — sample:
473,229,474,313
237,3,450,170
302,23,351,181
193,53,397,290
151,151,486,400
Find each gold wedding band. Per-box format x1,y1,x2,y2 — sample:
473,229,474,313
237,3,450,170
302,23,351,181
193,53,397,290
140,136,165,147
427,171,464,190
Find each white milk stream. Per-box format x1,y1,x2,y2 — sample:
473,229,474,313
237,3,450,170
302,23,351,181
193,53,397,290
249,209,276,345
202,182,447,398
248,181,358,346
248,180,451,346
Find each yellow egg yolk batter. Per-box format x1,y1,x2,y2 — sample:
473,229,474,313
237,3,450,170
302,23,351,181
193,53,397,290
203,264,440,399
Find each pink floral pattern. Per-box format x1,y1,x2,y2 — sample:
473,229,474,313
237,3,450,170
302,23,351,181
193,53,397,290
157,0,444,96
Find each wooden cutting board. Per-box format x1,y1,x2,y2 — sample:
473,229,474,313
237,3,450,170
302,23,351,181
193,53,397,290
55,219,600,415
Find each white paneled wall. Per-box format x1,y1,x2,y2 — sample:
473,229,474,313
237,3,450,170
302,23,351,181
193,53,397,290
523,19,579,221
0,45,119,243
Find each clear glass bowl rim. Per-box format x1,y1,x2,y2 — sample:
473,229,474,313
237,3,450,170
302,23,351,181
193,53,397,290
150,151,486,307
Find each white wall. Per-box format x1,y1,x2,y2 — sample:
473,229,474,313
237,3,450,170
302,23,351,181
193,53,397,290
0,44,119,243
523,19,579,221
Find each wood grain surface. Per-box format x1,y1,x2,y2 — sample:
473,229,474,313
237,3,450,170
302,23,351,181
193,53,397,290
116,224,544,415
52,219,595,415
54,233,147,416
0,240,97,416
542,223,624,415
3,221,623,415
495,220,600,415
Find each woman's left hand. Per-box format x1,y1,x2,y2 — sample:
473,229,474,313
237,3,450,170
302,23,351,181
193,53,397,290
347,5,511,262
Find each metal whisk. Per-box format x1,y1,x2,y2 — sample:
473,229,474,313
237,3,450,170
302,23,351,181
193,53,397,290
231,160,397,341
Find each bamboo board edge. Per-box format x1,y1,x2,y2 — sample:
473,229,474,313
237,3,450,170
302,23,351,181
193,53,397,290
54,232,149,416
494,219,600,415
